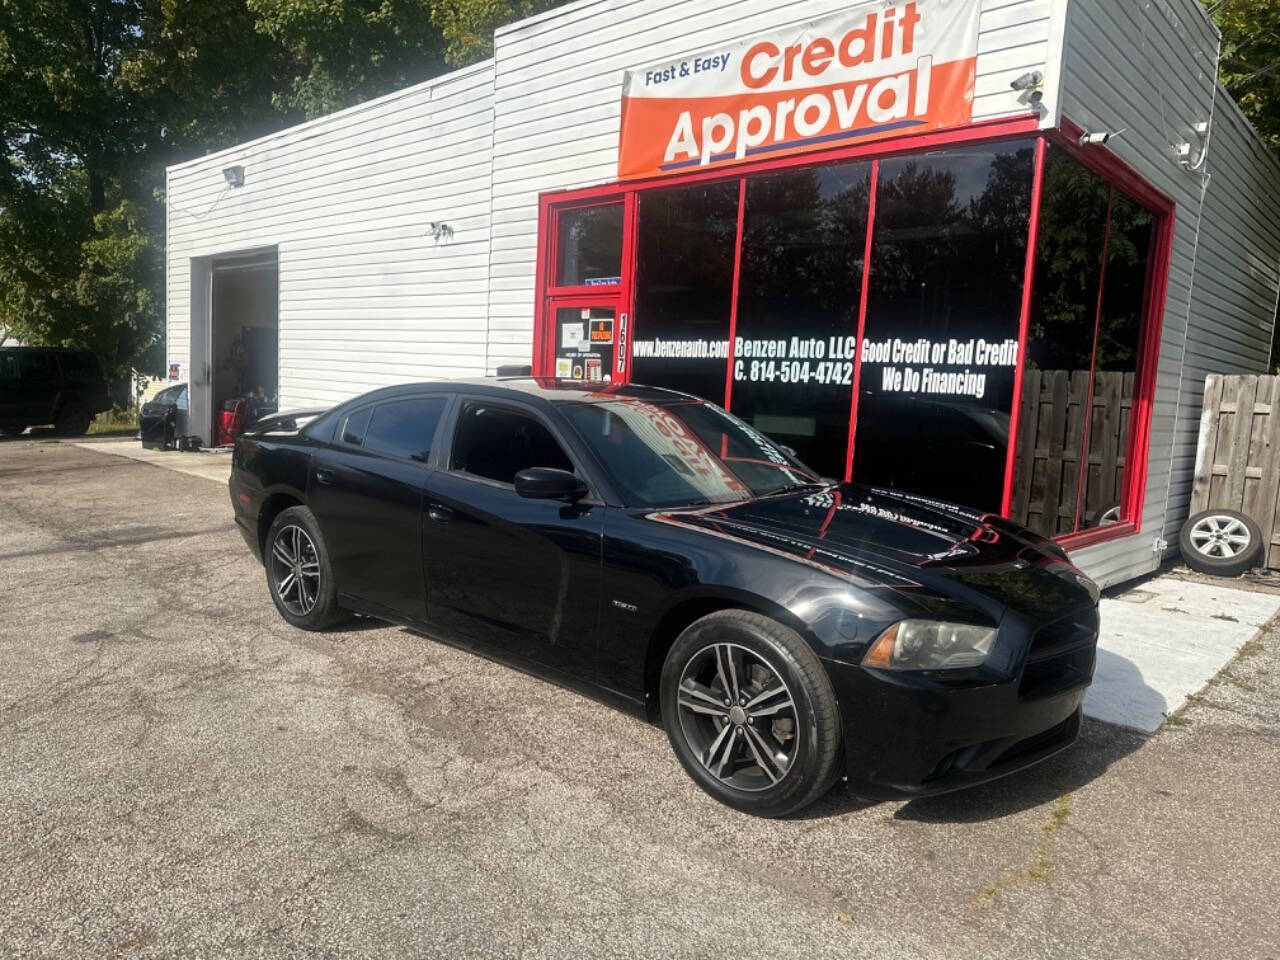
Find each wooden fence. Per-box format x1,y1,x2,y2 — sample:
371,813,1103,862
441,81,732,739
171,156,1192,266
1010,369,1134,538
1190,374,1280,569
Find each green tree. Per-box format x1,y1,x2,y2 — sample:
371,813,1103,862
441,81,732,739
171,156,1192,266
248,0,446,118
1,0,572,380
431,0,564,67
1206,0,1280,153
0,0,286,376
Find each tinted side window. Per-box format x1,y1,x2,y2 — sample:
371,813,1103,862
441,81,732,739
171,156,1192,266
341,407,372,446
20,353,57,380
362,397,447,462
60,352,98,377
452,403,573,485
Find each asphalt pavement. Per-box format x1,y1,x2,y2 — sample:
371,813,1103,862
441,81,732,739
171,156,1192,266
1,441,1277,959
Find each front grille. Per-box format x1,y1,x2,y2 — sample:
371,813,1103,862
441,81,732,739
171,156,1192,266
1018,607,1099,700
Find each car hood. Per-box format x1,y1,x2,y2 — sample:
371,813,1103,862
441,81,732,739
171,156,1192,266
657,484,1096,621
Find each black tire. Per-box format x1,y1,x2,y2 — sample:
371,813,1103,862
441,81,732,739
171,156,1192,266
0,425,25,437
660,610,842,817
1179,508,1264,577
264,506,347,630
53,400,91,436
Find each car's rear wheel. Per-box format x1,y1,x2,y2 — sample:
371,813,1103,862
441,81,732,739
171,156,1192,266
54,400,90,436
265,506,346,630
660,610,842,817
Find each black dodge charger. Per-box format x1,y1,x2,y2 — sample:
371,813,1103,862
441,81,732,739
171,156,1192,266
230,378,1100,817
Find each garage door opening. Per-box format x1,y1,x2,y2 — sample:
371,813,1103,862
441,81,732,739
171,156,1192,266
210,250,279,445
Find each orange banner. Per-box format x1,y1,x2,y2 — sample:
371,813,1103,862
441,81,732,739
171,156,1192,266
618,0,982,181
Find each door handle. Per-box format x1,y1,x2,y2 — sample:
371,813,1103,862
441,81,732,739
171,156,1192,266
315,468,335,485
428,504,454,523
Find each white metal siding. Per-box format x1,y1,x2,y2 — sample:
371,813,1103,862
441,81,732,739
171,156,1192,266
1058,0,1280,587
487,0,1063,369
165,61,495,424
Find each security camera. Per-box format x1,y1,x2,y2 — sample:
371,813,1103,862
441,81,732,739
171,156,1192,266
1078,130,1117,146
1010,70,1043,92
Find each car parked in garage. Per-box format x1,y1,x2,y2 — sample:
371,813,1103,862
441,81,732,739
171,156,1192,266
0,347,112,437
228,378,1100,816
139,383,190,450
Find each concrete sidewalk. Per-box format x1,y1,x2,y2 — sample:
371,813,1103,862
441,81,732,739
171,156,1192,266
74,438,233,484
1089,575,1280,732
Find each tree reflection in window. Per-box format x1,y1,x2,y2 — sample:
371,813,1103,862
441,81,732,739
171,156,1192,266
852,141,1036,513
732,162,871,478
1010,145,1154,537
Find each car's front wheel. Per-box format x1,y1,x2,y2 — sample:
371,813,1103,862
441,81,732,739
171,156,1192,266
660,610,842,817
265,506,346,630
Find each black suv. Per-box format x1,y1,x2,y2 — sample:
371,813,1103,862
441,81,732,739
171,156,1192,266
0,347,112,437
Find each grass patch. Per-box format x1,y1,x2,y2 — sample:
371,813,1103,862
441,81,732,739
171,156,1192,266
971,794,1073,906
88,407,139,435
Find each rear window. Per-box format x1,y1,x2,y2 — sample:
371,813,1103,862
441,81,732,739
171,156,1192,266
340,407,373,446
19,353,57,380
60,352,99,376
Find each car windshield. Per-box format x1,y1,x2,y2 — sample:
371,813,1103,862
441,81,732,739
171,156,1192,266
561,397,822,509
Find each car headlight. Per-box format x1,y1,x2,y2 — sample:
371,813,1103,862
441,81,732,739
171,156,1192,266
863,620,997,670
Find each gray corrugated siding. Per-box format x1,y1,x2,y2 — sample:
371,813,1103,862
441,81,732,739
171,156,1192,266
1060,0,1280,587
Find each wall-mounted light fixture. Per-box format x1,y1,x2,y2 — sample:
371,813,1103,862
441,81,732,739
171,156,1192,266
1010,70,1044,108
1078,129,1125,147
222,165,245,188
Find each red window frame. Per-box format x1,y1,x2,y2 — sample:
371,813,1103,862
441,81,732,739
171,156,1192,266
531,115,1174,551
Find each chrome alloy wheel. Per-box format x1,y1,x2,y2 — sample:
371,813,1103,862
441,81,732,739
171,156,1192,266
1188,514,1252,559
270,524,321,616
675,642,798,791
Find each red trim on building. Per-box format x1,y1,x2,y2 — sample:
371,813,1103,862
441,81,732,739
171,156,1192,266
844,158,879,482
1001,137,1047,516
536,115,1042,209
532,112,1177,556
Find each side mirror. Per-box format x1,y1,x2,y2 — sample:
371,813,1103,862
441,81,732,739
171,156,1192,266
514,467,588,501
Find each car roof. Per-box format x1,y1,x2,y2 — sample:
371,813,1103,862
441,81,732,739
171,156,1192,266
342,377,702,409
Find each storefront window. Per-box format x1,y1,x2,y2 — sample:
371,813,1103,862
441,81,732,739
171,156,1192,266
540,132,1162,543
555,204,623,287
632,182,739,401
731,162,871,478
1011,145,1154,537
1011,147,1111,536
852,141,1037,512
1083,190,1151,527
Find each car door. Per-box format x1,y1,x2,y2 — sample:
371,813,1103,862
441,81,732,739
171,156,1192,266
17,351,59,423
422,397,605,680
307,393,450,623
0,352,21,424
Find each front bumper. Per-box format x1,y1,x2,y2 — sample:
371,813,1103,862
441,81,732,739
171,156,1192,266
824,614,1096,798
